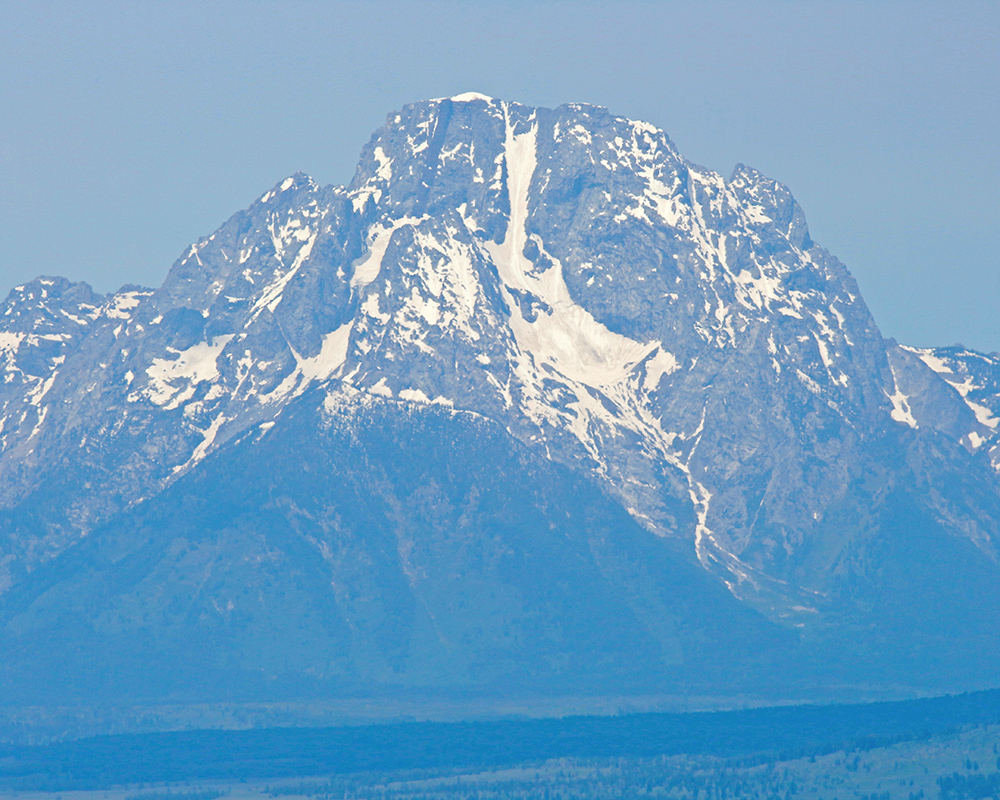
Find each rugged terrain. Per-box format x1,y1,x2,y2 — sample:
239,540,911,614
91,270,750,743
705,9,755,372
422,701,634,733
1,93,999,708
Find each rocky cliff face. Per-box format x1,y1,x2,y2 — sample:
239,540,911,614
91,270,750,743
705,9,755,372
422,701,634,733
1,94,999,704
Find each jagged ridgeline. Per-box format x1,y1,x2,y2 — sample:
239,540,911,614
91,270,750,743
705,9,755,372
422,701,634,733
1,93,1000,707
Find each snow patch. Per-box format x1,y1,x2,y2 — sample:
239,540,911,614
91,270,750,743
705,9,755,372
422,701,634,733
643,348,679,391
885,365,918,429
967,398,1000,430
0,332,24,358
742,204,772,224
247,226,317,320
911,347,954,375
173,413,227,474
484,109,658,388
968,431,988,449
105,291,146,320
373,146,392,182
296,321,354,382
398,388,430,403
145,335,234,409
361,293,391,324
451,92,493,103
351,216,423,289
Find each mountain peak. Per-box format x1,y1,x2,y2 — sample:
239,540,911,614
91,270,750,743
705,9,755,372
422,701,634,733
2,96,1000,705
448,91,495,103
256,172,319,206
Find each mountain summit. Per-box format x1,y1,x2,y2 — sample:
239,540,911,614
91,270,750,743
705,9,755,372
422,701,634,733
2,96,1000,708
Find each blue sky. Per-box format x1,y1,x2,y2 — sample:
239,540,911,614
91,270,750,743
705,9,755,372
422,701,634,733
1,0,997,350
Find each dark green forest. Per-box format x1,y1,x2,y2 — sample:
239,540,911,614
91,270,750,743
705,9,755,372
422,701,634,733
3,688,1000,796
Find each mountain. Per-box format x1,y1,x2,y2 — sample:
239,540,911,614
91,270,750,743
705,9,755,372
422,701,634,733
1,94,999,711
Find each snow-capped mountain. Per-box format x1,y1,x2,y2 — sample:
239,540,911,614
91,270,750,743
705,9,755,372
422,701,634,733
2,94,999,706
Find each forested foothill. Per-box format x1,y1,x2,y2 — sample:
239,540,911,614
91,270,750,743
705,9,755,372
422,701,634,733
2,688,1000,796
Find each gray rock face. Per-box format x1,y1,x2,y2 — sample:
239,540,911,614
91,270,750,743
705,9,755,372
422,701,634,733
1,94,999,703
892,344,1000,457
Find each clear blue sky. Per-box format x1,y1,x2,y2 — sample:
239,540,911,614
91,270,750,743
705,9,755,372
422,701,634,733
1,0,997,350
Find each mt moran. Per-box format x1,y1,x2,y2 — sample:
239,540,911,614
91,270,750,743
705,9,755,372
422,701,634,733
2,93,999,711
